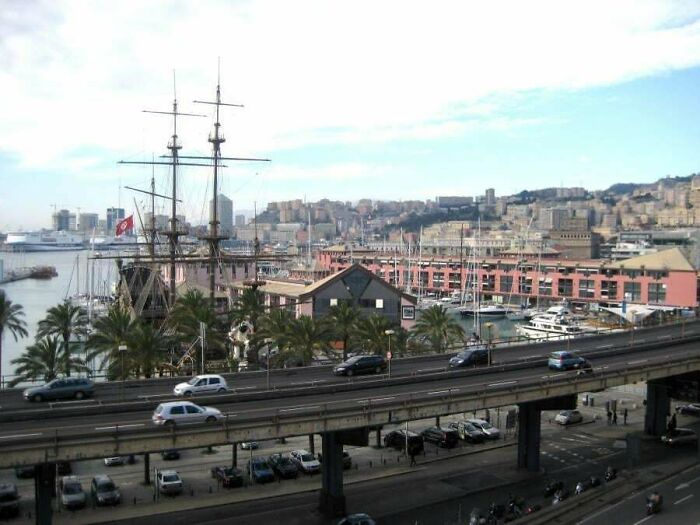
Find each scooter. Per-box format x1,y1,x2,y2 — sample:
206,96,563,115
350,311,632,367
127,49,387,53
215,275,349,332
605,467,617,482
646,493,663,515
575,481,587,495
552,488,570,505
469,509,487,525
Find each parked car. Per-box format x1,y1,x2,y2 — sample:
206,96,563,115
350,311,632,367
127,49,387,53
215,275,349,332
23,377,95,402
449,346,489,368
290,449,321,474
467,419,500,439
156,470,183,495
240,441,259,450
337,513,376,525
333,355,387,376
161,449,181,461
90,475,120,506
420,426,459,448
383,430,424,454
104,456,125,467
0,483,20,518
317,450,352,470
173,374,229,396
555,410,584,426
661,428,698,446
447,421,486,444
676,403,700,416
14,465,35,479
60,476,87,510
548,351,587,371
152,401,223,426
268,453,300,478
247,457,275,483
210,466,245,488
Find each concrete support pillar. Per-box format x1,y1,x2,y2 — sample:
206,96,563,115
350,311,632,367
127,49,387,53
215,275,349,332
308,434,315,455
144,453,150,485
645,378,670,436
35,463,54,525
375,429,381,448
231,442,237,468
435,416,440,427
517,402,541,472
318,431,346,518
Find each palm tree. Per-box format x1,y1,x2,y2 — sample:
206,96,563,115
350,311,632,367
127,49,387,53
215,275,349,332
254,308,294,359
327,302,360,360
126,323,169,379
37,301,88,377
0,290,29,386
355,314,394,355
9,336,87,387
86,305,136,380
284,316,332,366
411,305,465,353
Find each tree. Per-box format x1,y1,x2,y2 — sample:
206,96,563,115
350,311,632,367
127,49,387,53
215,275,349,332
411,305,465,353
355,314,394,355
327,302,360,360
283,316,332,366
86,305,136,380
126,323,169,379
9,336,87,387
254,308,294,359
37,301,88,377
0,290,28,386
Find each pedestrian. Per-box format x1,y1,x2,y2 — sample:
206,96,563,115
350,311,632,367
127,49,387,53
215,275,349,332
485,409,491,424
670,413,677,432
607,410,612,425
612,411,617,425
623,408,628,425
409,449,417,467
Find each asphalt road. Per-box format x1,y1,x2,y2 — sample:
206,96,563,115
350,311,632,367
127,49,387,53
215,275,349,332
0,336,698,445
0,321,691,412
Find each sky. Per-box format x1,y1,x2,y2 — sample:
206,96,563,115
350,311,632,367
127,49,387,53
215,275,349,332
1,0,700,230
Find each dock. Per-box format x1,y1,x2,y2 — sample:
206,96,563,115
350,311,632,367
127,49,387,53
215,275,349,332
0,265,58,284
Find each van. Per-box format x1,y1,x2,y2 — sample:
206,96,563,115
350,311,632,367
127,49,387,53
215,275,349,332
548,351,587,371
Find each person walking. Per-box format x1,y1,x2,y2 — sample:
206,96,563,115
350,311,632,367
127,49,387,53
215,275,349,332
607,410,612,425
612,411,618,425
623,408,628,425
670,413,677,432
409,449,417,467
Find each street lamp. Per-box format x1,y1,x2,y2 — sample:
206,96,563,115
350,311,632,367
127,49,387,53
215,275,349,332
384,330,395,378
484,323,494,366
118,343,128,400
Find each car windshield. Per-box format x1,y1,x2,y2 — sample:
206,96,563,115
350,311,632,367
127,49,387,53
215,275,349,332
221,468,236,476
254,462,269,470
457,351,470,359
345,356,362,364
162,475,179,482
465,423,478,431
63,483,82,495
187,377,199,385
301,453,315,462
97,481,115,492
480,422,493,430
278,458,293,466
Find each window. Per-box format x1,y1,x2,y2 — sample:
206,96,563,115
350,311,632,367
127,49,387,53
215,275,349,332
209,377,220,385
578,279,595,299
601,280,618,300
648,283,666,303
499,275,513,293
186,405,201,414
376,299,384,309
557,278,573,297
538,277,552,296
170,406,185,415
330,298,338,306
623,282,641,301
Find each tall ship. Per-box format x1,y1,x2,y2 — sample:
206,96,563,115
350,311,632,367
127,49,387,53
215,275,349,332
2,231,85,252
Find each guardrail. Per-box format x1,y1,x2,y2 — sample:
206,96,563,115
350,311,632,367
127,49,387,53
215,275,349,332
1,348,700,468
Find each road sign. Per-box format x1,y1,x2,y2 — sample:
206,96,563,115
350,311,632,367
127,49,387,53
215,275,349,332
386,351,392,360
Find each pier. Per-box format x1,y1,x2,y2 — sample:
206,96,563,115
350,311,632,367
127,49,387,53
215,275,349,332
0,265,58,285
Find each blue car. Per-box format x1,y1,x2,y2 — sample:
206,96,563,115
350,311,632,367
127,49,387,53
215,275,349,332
247,457,275,483
449,346,489,368
548,351,587,371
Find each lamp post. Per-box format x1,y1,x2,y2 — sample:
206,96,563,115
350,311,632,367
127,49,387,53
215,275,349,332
384,329,395,378
118,343,127,400
484,322,494,366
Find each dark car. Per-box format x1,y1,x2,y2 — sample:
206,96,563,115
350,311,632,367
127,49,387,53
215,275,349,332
448,346,488,368
23,377,95,402
421,426,459,448
676,403,700,416
383,430,424,454
333,355,387,377
447,421,485,444
90,475,120,506
14,465,35,479
317,450,352,470
268,454,300,479
247,457,275,483
161,449,181,461
0,483,20,518
210,466,245,488
661,428,698,446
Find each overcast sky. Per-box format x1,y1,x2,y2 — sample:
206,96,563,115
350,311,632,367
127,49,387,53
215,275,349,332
2,0,700,230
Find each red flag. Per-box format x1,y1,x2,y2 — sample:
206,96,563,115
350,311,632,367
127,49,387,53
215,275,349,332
115,215,134,236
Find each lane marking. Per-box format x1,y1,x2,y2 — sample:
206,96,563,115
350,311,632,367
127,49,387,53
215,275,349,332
596,344,613,349
137,394,172,399
290,380,327,386
357,397,395,403
417,367,445,374
95,424,144,431
543,373,563,380
487,380,516,388
636,339,646,343
0,433,43,440
628,359,648,365
279,406,319,413
631,516,653,525
232,386,257,391
428,390,452,396
674,494,693,505
658,335,672,340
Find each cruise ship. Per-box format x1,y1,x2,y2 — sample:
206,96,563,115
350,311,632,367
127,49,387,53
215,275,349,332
2,231,85,252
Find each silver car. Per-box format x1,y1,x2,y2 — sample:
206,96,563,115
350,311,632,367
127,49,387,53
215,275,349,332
60,476,87,509
172,374,229,396
157,470,183,495
152,401,223,426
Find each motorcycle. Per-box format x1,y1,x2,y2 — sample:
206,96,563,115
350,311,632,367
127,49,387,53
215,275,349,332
469,508,486,525
589,476,601,488
544,480,564,497
605,467,617,482
575,481,587,495
646,493,663,515
552,488,570,505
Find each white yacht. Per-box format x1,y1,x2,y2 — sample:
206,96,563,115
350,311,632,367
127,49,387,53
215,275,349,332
515,313,586,340
459,304,508,317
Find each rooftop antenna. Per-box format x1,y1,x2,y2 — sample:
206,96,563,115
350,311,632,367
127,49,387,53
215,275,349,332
119,70,211,306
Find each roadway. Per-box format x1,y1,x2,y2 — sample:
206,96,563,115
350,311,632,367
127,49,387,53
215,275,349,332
0,321,691,413
0,336,698,445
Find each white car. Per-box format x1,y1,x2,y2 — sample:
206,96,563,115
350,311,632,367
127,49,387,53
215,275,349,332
103,456,125,467
173,374,228,396
467,419,500,439
555,410,584,426
152,401,223,426
290,449,321,474
156,470,183,495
